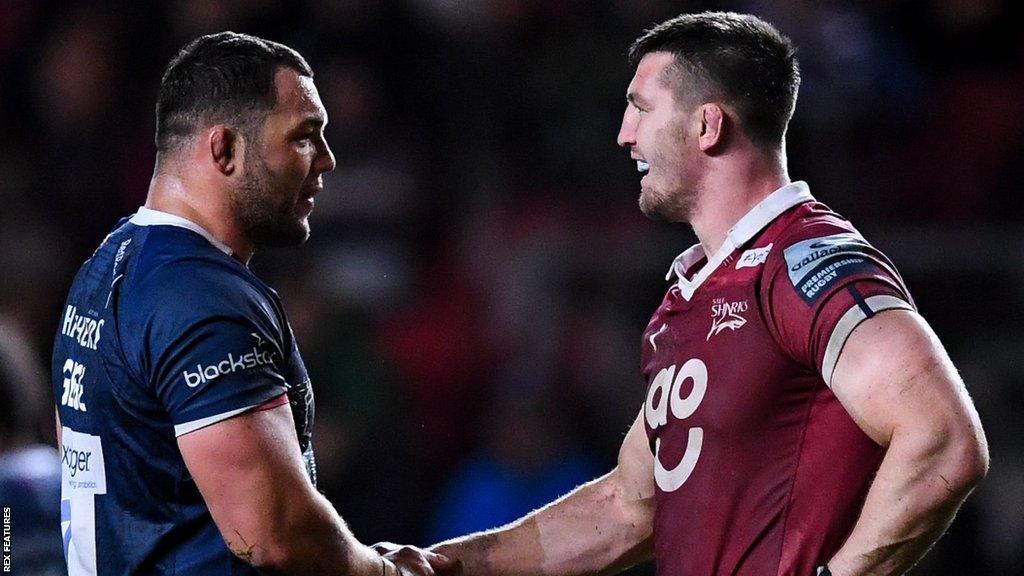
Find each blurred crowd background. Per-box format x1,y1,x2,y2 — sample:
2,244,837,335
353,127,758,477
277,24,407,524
1,0,1022,574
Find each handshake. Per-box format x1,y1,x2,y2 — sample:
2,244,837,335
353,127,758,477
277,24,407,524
373,542,461,576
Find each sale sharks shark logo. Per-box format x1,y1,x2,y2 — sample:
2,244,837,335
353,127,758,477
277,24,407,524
707,297,749,340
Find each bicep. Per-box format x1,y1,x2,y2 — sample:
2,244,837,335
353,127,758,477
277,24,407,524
178,401,316,552
596,409,656,569
829,309,982,448
613,409,655,504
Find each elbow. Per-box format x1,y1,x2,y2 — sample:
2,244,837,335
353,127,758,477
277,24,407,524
221,533,301,574
604,469,654,531
216,519,296,572
221,537,283,573
601,470,655,558
955,430,989,490
224,511,344,574
240,540,322,575
938,425,989,498
243,544,290,574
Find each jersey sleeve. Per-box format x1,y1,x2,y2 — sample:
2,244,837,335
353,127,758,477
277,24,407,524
761,227,915,386
122,260,289,436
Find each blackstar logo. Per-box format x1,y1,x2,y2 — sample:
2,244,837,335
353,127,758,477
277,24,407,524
706,297,748,340
183,333,277,388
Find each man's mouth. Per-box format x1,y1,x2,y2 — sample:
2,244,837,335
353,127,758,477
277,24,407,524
637,160,649,173
298,185,321,214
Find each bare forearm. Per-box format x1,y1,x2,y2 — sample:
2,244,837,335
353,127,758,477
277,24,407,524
433,471,653,576
827,432,987,575
230,491,380,576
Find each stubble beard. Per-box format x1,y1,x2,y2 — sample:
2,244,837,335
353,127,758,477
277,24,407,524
637,117,697,223
230,150,310,249
639,177,697,223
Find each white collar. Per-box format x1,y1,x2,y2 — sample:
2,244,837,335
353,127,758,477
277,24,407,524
666,181,813,301
129,207,233,256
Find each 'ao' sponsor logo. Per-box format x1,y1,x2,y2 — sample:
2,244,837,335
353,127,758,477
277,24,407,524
183,337,277,388
645,359,708,492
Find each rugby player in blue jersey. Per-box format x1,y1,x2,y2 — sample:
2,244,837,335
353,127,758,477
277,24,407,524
52,32,451,576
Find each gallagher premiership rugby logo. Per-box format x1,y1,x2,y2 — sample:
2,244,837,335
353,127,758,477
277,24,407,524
706,297,748,340
183,333,277,388
783,233,875,303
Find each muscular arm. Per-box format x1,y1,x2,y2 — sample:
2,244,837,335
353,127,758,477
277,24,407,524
178,402,381,576
825,310,988,575
432,410,655,576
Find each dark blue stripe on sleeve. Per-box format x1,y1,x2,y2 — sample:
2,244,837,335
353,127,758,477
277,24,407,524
846,284,875,318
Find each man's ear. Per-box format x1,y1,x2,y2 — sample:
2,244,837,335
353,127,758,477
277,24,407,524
697,103,725,152
209,125,240,176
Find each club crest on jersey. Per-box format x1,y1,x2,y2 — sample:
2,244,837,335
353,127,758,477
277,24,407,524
707,297,748,340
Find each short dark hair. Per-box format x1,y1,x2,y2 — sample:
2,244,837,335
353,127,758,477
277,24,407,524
155,31,313,154
629,12,800,149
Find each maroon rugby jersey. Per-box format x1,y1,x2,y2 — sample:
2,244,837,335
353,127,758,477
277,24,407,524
641,182,913,576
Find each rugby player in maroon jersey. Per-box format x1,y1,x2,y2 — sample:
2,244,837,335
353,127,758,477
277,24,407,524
376,11,989,576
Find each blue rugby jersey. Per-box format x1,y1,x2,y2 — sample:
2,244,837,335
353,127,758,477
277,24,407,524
52,207,316,575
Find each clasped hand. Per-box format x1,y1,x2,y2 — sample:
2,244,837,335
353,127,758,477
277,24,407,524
373,542,459,576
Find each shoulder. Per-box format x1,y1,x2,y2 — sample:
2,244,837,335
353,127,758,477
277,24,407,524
768,202,864,257
762,202,894,285
753,201,914,372
758,200,910,318
120,233,278,331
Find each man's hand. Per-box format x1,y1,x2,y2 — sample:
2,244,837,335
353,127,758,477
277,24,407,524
373,542,458,576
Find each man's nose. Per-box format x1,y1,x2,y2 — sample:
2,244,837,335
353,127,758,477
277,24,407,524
616,109,635,149
318,143,336,174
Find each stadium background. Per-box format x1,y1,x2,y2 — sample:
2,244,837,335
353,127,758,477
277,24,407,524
1,0,1022,574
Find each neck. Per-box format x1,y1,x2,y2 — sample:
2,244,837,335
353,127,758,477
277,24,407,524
689,150,789,256
145,170,254,264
